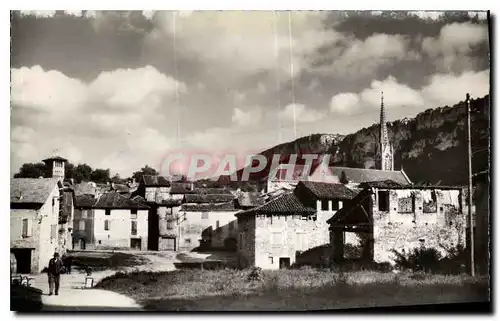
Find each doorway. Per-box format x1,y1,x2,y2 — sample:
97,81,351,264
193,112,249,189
279,257,291,269
11,248,32,274
130,238,142,250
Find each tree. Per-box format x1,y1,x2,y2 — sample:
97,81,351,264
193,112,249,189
111,173,126,184
65,162,75,180
14,163,50,178
74,164,93,183
132,165,159,183
90,168,110,184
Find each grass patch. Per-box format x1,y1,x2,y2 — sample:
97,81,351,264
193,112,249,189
70,252,148,272
95,268,490,311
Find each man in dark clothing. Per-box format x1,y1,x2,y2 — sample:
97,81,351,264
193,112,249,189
47,252,64,295
62,254,72,274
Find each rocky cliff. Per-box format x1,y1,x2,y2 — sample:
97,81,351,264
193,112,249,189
226,94,490,187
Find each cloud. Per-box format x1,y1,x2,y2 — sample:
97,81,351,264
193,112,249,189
330,93,360,114
64,10,83,17
232,107,262,127
312,33,417,78
330,70,489,115
421,69,490,106
88,65,185,111
11,66,87,111
281,103,324,123
422,22,488,71
146,11,336,80
360,76,425,108
11,65,185,175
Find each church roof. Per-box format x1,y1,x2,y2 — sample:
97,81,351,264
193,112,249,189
329,167,411,185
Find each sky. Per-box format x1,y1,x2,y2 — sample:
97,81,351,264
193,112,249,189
10,10,490,178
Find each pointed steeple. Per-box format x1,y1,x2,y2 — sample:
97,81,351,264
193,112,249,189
380,91,389,147
378,91,394,171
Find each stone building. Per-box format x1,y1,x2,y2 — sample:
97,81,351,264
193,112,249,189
266,160,411,194
11,178,63,273
177,188,238,251
236,181,356,269
328,181,466,266
72,191,149,250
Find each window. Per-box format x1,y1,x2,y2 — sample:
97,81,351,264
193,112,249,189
105,209,111,216
131,209,137,219
378,191,390,211
131,221,137,236
98,240,101,244
398,195,415,213
50,224,56,239
81,210,87,219
104,220,110,231
269,257,274,264
185,238,191,245
267,215,273,225
216,220,220,229
22,218,32,237
167,221,174,230
79,220,85,231
332,200,340,211
239,233,244,250
321,200,329,211
201,212,209,219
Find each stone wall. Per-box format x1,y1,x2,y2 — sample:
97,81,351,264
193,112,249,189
253,211,331,270
372,188,466,264
178,210,239,251
237,216,255,268
11,184,60,273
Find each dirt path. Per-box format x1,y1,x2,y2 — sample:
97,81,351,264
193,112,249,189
25,251,179,311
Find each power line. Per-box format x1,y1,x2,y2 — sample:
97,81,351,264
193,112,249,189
273,11,283,144
173,12,181,148
287,11,297,139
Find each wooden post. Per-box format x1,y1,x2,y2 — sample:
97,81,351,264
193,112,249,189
466,93,475,277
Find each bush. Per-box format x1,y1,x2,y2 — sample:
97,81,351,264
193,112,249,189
247,267,263,282
392,247,442,273
392,245,467,274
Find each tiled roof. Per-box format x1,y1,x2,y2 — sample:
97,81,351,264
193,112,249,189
94,192,150,209
169,183,193,194
11,178,60,205
130,195,147,204
75,194,97,208
326,188,372,225
236,192,316,217
184,194,235,203
74,182,97,196
181,202,236,212
269,164,320,181
112,183,130,193
142,175,171,187
329,167,412,185
192,187,232,195
160,198,183,207
235,192,265,208
358,180,406,189
295,181,357,200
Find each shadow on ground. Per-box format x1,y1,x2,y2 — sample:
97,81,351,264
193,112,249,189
11,285,43,312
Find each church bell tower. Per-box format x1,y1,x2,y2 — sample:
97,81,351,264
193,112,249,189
42,151,67,182
378,92,394,171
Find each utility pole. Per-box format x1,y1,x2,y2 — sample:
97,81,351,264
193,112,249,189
466,93,475,277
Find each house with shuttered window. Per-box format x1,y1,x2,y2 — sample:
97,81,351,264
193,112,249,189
10,178,63,273
72,191,149,250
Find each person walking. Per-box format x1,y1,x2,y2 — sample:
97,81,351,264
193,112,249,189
47,252,64,296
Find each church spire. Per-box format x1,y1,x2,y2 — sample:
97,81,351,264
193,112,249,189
379,91,394,171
